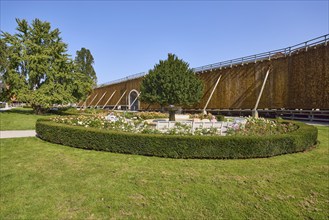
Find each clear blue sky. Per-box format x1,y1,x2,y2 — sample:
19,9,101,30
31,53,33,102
1,1,328,84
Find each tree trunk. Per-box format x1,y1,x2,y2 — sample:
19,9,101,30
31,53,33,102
32,104,45,115
169,110,175,121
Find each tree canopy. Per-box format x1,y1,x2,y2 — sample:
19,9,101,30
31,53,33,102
74,47,97,86
0,18,95,113
0,39,8,78
140,53,204,120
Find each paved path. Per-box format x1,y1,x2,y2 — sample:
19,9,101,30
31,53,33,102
305,121,329,126
0,130,36,139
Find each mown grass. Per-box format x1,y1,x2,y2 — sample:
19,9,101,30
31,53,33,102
0,126,328,219
0,108,55,130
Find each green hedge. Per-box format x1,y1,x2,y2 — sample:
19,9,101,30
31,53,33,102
36,119,318,159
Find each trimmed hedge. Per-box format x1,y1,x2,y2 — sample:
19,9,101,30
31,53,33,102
36,119,318,159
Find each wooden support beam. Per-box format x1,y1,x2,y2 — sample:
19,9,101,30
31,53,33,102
252,67,271,118
80,94,91,108
102,90,116,109
203,74,222,114
113,90,127,110
93,92,107,108
87,93,98,108
77,100,83,108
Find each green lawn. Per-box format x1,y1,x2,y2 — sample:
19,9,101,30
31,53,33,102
0,108,54,130
0,126,328,219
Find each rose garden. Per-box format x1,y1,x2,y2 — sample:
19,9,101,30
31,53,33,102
1,18,328,219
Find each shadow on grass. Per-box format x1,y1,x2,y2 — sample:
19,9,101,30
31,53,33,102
0,107,79,116
0,108,56,116
0,108,35,115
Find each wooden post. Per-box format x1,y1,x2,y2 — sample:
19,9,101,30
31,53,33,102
252,67,271,118
94,92,107,108
203,74,222,114
102,90,116,109
113,90,127,110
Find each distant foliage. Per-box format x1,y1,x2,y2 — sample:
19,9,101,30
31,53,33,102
74,47,97,90
74,47,97,100
0,39,8,79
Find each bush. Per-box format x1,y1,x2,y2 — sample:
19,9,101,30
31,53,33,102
134,111,168,120
36,119,318,159
189,113,214,120
216,115,225,121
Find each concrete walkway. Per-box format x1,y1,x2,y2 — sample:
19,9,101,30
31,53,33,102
0,130,36,139
305,121,329,126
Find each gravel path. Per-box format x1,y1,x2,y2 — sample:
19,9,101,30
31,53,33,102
0,130,36,139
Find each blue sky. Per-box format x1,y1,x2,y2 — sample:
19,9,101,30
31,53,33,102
1,1,328,84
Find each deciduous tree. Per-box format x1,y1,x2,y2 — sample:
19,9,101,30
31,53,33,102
74,47,97,86
140,54,204,121
1,18,94,113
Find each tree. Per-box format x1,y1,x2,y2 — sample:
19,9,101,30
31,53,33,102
140,54,204,121
74,47,97,87
1,18,94,114
0,39,8,77
0,39,9,98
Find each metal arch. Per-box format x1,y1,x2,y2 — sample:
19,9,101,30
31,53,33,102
128,90,141,110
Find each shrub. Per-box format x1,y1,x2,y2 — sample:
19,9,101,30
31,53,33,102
189,113,213,120
36,119,317,159
134,111,168,120
216,115,225,121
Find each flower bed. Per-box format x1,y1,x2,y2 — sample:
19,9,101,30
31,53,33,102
51,115,222,136
36,118,317,159
227,117,298,136
50,115,298,136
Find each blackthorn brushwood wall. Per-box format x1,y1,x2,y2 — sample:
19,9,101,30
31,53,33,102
84,43,329,110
